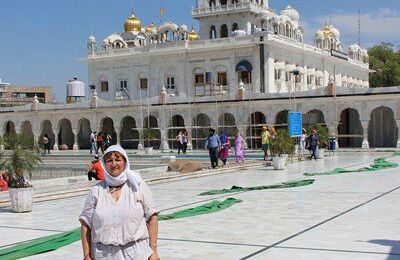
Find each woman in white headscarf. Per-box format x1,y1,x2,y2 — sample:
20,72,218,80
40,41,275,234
79,145,159,260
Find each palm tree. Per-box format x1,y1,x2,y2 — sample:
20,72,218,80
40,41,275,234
1,134,42,188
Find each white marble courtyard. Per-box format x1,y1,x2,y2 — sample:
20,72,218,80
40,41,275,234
1,151,400,259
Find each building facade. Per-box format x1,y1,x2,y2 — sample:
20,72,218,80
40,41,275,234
0,0,398,150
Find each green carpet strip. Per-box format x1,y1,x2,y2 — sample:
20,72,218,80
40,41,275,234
199,179,315,196
158,197,242,220
304,157,399,176
0,198,241,260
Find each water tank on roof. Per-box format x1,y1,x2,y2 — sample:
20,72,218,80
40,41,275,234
66,77,86,104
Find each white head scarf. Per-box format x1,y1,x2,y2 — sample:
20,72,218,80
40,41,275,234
101,145,143,190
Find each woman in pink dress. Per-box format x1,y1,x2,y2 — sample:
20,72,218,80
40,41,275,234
234,132,245,164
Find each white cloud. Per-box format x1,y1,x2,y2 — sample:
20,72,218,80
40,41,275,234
303,8,400,48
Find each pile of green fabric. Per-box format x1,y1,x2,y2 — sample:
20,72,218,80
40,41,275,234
159,198,242,220
304,157,399,176
199,179,315,196
0,198,241,260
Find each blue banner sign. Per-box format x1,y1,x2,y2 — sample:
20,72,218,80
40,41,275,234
288,111,302,137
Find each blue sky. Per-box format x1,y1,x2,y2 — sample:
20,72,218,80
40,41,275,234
0,0,399,102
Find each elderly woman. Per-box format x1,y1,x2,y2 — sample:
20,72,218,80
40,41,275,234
79,145,159,260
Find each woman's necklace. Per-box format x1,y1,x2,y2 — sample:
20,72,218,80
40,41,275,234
108,183,125,194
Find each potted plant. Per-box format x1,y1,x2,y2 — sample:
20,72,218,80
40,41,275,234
2,134,42,213
142,127,157,154
269,129,295,170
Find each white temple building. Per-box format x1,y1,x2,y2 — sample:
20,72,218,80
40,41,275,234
0,0,399,151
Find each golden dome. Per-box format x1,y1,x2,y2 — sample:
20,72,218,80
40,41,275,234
188,27,199,41
145,22,157,34
124,11,141,32
321,25,333,38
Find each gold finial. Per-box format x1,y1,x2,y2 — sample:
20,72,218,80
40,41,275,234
188,26,199,41
124,9,142,32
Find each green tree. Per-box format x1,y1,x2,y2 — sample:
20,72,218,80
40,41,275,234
369,42,400,87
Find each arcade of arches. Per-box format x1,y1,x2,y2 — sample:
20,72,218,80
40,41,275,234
2,105,399,150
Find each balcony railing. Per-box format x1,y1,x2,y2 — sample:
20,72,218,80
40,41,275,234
194,84,229,97
192,1,263,17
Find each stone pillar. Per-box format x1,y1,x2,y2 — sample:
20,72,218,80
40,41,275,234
53,129,59,151
186,127,193,150
265,57,275,93
137,128,144,151
72,129,79,150
33,131,40,147
115,127,121,145
160,129,169,151
397,120,400,148
361,121,369,149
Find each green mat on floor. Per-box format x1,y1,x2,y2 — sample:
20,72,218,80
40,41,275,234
158,198,242,220
199,179,315,196
0,198,241,260
304,157,399,177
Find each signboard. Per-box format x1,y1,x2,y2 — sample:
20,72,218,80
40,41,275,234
331,49,348,61
288,111,302,137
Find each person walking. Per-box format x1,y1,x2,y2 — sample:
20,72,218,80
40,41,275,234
176,131,183,155
79,145,160,260
218,130,230,166
261,126,271,161
43,134,51,154
309,130,319,160
182,130,188,155
90,131,97,155
299,128,307,161
96,132,103,154
104,133,112,150
234,131,245,164
205,128,221,169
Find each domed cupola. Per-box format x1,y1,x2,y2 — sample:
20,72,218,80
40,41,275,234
145,22,157,34
124,11,142,32
187,27,200,41
281,5,300,23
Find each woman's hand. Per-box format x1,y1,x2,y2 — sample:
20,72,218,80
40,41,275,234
149,252,160,260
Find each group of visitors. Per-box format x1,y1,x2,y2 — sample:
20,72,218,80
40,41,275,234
261,125,276,161
90,131,113,155
176,130,189,155
298,129,320,160
261,126,277,161
205,128,246,169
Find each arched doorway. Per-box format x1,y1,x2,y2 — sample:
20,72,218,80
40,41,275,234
120,116,139,149
100,117,117,145
275,110,289,130
236,60,253,84
192,113,211,149
218,113,236,137
303,109,325,129
41,120,55,149
168,115,185,149
58,119,74,149
368,106,398,147
4,121,16,137
143,116,161,149
247,112,266,149
78,118,92,149
21,121,34,148
220,24,228,38
210,25,217,39
338,108,363,148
